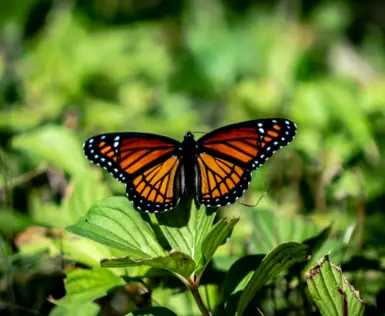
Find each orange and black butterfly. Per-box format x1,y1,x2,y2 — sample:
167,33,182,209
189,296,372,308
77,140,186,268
83,118,297,213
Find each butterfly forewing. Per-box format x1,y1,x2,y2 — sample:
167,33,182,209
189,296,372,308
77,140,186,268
83,133,182,212
197,118,297,171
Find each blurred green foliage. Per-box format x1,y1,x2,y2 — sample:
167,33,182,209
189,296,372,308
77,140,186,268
1,0,385,315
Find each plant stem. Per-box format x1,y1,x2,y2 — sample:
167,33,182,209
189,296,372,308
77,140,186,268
190,286,211,316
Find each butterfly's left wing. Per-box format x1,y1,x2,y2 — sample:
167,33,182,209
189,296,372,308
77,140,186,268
83,133,184,213
194,118,297,207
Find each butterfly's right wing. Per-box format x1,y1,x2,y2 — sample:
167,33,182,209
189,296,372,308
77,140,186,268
194,119,297,207
83,132,184,213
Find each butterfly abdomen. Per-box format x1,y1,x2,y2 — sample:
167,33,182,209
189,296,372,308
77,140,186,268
180,132,198,198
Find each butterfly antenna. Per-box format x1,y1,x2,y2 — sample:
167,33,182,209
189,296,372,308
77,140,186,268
236,187,271,208
191,131,207,135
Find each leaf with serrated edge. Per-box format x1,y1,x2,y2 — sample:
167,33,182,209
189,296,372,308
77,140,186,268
197,217,239,275
156,201,216,266
236,242,308,316
306,255,365,316
101,251,195,279
67,197,165,258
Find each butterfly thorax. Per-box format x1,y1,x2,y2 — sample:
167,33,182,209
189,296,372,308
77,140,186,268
180,132,198,196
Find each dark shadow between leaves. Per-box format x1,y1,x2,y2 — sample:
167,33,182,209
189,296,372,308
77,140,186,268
220,291,262,316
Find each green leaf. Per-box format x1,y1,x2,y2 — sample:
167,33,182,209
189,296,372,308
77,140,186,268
309,225,355,268
54,267,124,306
249,208,321,254
49,302,100,316
223,255,264,301
126,307,177,316
151,286,204,315
67,197,165,258
101,251,195,279
12,125,87,176
156,200,216,268
197,217,239,274
60,232,117,268
236,242,308,316
306,255,365,316
63,171,110,224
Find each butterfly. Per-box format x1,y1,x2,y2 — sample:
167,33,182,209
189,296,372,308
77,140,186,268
83,118,297,213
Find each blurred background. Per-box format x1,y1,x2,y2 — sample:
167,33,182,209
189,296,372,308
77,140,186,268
1,0,385,315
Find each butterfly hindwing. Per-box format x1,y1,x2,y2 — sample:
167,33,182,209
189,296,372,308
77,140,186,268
83,133,182,212
195,153,252,207
126,156,184,213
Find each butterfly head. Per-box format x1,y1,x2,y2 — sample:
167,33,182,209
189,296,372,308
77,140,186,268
184,131,194,140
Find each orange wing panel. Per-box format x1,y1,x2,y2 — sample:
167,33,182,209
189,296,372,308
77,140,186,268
126,156,181,213
196,153,251,205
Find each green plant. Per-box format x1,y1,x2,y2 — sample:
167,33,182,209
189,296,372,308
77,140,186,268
59,197,307,315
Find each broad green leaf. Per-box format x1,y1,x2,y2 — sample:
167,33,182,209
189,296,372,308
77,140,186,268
12,125,87,176
197,217,239,274
29,194,73,228
14,225,121,270
306,255,365,316
126,307,177,316
309,225,355,268
67,197,165,258
49,302,100,316
156,200,216,267
301,225,342,270
236,242,308,315
249,208,321,254
101,251,195,279
54,267,124,306
63,171,110,224
60,232,117,268
223,255,264,301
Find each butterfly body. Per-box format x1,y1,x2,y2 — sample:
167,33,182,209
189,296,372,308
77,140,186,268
178,131,198,198
84,118,297,213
